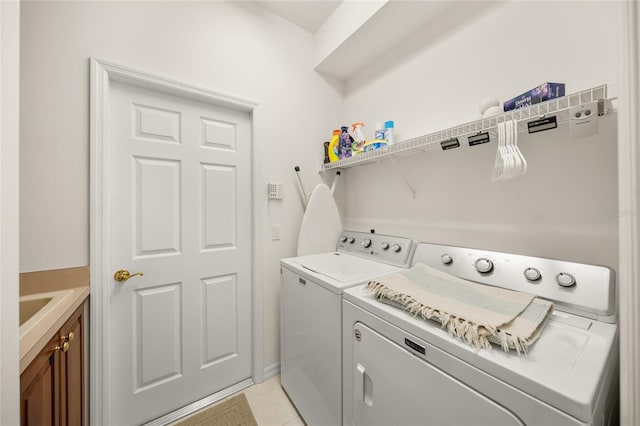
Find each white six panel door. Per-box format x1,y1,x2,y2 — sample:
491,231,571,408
108,81,252,425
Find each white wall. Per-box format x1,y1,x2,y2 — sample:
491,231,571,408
341,1,621,269
1,0,20,424
20,1,343,368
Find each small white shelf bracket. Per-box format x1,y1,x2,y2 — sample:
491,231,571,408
389,157,417,198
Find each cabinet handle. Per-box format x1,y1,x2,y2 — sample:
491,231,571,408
51,342,70,353
61,332,74,343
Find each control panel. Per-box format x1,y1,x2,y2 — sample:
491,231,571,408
336,231,415,268
414,243,616,323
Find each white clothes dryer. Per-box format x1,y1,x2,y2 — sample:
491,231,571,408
342,242,618,426
280,231,416,426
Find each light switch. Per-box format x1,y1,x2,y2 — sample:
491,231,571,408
272,224,281,241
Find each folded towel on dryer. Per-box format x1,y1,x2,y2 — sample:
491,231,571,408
366,263,553,354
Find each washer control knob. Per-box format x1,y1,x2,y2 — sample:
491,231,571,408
524,268,541,281
475,258,494,273
380,242,390,250
441,254,453,265
339,236,347,243
391,244,402,253
361,238,372,248
556,273,576,287
348,237,355,244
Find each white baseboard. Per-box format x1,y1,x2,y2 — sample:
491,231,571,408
263,362,281,381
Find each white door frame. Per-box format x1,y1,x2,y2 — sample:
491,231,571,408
0,1,20,425
618,2,640,424
89,58,264,425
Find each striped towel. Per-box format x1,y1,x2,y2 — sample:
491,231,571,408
366,263,553,354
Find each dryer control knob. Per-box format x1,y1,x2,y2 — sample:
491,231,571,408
361,238,372,248
441,254,453,265
380,242,390,250
339,236,347,243
475,258,494,273
391,244,402,253
556,273,576,287
348,237,355,244
524,268,541,281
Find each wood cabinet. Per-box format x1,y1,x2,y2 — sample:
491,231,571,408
20,301,86,426
20,332,58,426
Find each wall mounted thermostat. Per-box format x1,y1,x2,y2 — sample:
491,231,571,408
268,182,283,200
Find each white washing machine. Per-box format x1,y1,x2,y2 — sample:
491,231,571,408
342,242,619,426
280,231,416,426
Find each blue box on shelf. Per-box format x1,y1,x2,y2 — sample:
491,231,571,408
503,82,565,112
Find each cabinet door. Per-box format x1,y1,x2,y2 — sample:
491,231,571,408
20,334,59,426
59,303,85,426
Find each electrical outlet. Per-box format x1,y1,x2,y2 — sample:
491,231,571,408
272,224,281,241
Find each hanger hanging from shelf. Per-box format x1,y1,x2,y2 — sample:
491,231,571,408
492,120,527,181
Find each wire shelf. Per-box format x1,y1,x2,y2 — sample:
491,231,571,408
322,84,611,171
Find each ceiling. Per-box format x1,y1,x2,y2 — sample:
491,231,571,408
253,0,343,34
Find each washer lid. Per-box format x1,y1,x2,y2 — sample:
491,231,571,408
284,252,398,292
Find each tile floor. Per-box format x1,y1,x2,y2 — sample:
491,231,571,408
174,375,305,426
243,376,304,426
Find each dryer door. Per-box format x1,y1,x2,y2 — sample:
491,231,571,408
350,322,524,426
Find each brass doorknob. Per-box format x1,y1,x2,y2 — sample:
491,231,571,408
114,269,144,282
61,332,74,343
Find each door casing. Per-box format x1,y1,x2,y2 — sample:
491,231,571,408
89,58,264,425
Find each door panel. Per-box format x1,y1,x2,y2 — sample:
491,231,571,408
20,335,57,426
201,117,236,150
108,81,252,425
202,274,238,366
134,283,182,390
201,164,236,249
135,157,182,256
133,103,181,144
60,304,84,426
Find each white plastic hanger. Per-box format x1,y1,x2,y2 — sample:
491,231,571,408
493,120,527,181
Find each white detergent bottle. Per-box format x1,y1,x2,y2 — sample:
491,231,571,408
385,120,395,145
375,122,385,140
351,122,366,155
